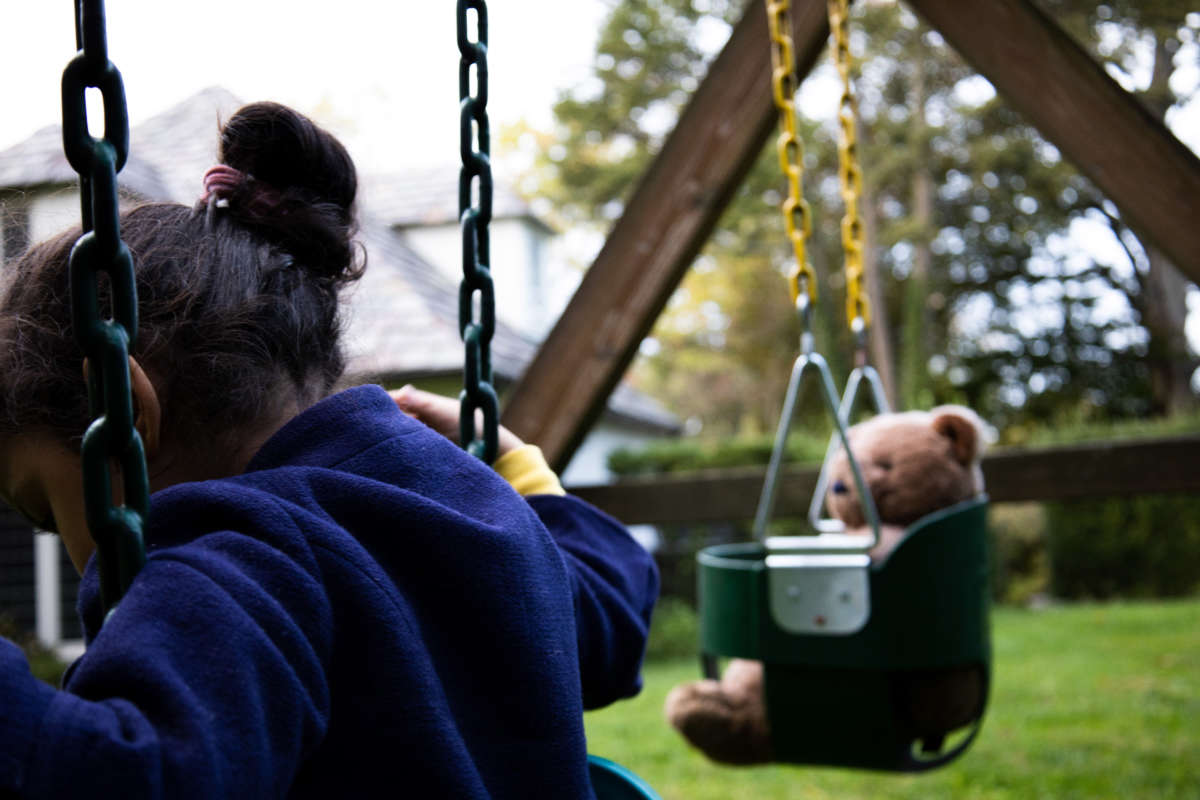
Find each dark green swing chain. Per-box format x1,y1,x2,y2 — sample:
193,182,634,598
54,3,494,619
62,0,149,617
456,0,500,465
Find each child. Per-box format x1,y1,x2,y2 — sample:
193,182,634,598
0,102,658,798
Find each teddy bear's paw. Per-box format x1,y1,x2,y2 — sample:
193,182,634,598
663,679,773,765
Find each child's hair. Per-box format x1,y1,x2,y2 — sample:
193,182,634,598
0,102,363,449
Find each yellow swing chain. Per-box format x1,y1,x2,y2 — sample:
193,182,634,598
828,0,871,334
764,0,870,335
764,0,817,308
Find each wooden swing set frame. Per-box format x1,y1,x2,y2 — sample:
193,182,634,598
501,0,1200,517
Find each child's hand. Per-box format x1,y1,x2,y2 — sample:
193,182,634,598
390,385,524,456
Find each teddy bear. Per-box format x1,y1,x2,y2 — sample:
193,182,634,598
663,405,993,765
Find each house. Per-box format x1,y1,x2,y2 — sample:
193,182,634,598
360,168,566,340
0,87,677,651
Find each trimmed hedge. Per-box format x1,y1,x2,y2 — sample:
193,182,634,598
608,433,827,477
1045,494,1200,600
989,503,1050,605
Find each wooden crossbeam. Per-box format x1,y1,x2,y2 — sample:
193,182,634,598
570,436,1200,525
501,1,832,471
905,0,1200,281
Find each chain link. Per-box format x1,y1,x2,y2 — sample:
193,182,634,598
62,0,148,616
457,0,499,465
764,0,817,308
828,0,870,330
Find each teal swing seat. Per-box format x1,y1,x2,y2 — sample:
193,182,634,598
698,497,991,771
588,755,663,800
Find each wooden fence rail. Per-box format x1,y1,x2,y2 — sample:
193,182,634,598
569,435,1200,526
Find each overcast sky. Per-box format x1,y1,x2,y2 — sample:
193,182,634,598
0,1,609,173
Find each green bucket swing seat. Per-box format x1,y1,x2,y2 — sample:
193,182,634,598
697,496,991,771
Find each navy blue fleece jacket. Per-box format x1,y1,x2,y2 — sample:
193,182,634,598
0,385,658,798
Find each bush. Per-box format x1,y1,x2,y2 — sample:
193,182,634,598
1013,411,1200,448
608,433,828,477
645,596,700,662
989,503,1050,606
0,614,68,686
652,522,747,607
1045,494,1200,600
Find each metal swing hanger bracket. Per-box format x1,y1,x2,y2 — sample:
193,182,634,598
753,296,882,636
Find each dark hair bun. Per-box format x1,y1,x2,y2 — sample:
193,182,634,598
217,102,360,283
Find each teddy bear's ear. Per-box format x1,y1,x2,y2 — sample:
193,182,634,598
931,410,980,466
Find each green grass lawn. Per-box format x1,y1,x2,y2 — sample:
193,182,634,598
585,598,1200,799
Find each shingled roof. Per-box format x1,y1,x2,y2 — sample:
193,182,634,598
342,214,539,383
0,87,678,433
360,167,553,234
0,121,169,199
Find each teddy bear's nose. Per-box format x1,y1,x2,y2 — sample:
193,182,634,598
832,479,849,495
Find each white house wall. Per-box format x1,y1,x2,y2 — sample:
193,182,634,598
29,189,82,244
561,422,652,486
563,422,663,552
401,219,560,338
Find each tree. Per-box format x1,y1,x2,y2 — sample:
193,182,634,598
524,0,1199,437
543,0,742,226
1041,0,1200,415
854,3,1163,428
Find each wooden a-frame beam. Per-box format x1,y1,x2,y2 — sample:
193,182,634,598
507,0,1200,473
905,0,1200,280
502,0,832,471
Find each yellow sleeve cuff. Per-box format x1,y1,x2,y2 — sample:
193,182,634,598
494,444,566,497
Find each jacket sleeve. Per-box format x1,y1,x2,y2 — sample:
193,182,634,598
0,520,333,799
526,494,659,710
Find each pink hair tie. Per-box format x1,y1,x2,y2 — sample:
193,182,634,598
201,164,246,202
